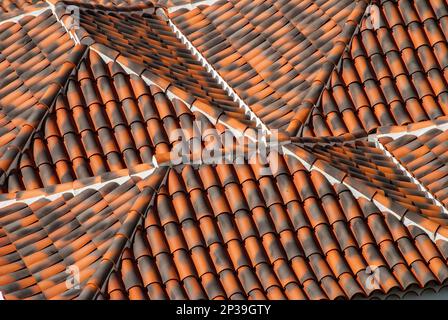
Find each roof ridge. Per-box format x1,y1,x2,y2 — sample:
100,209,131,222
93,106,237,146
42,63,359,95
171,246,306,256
0,163,158,208
285,0,371,136
51,6,262,141
166,0,221,13
0,166,167,299
48,0,156,12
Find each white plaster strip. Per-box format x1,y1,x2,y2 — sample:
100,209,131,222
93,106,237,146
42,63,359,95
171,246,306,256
0,167,156,209
371,121,448,141
372,137,448,215
158,8,271,135
45,0,80,44
166,0,222,13
0,5,50,26
90,45,197,110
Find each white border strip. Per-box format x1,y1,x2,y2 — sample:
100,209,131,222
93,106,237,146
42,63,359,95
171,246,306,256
45,0,80,44
372,122,448,140
0,167,156,209
90,45,260,143
167,0,221,13
0,5,50,26
282,144,445,242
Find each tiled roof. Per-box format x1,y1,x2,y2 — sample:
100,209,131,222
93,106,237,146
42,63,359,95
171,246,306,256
302,0,448,138
382,127,448,207
3,0,448,300
0,167,166,299
100,155,448,300
3,49,231,192
169,0,367,129
0,10,85,185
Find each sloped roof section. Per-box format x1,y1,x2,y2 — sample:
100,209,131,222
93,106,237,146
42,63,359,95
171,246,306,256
97,153,448,300
0,167,166,300
382,127,448,207
60,4,256,128
0,0,47,20
299,138,448,225
0,10,85,185
302,0,448,138
3,49,235,193
169,0,367,130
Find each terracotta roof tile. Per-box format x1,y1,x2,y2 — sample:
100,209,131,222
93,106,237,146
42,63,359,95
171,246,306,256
169,0,366,130
3,0,448,301
303,0,448,138
383,128,448,208
97,153,448,300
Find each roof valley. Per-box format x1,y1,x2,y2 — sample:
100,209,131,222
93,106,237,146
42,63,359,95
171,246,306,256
0,13,87,186
50,4,262,143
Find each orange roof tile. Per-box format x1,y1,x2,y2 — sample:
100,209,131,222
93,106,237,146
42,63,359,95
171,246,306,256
302,0,448,138
3,0,448,300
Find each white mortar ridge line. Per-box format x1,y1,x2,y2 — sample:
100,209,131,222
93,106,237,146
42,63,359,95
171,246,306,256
0,167,156,209
158,9,271,135
282,144,444,242
166,0,221,13
45,0,80,44
47,1,155,17
0,5,50,26
372,137,448,215
371,121,448,141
